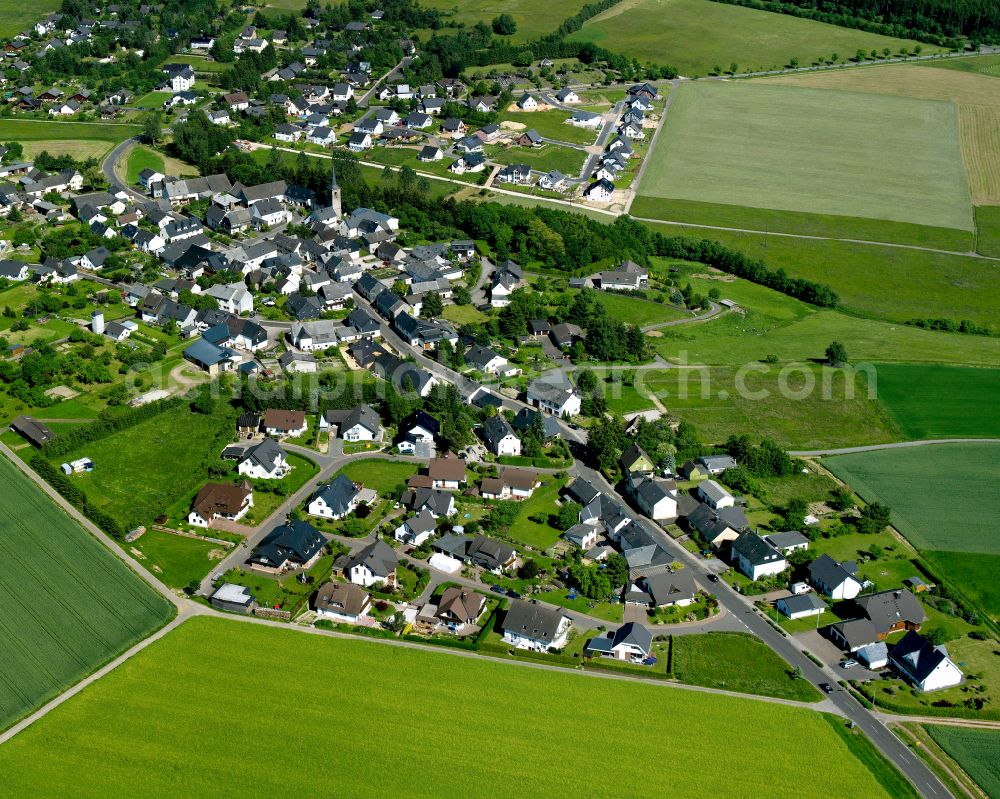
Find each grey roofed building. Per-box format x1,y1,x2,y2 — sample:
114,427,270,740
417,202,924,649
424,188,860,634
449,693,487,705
406,487,454,517
587,622,654,659
510,407,561,440
686,503,749,541
285,293,324,321
503,599,567,646
830,618,880,651
855,589,926,633
563,476,601,507
464,344,504,372
776,592,827,618
697,454,738,473
313,581,370,619
698,479,732,506
311,473,360,518
469,388,503,410
807,553,860,595
640,569,697,607
765,530,810,552
238,437,286,473
580,493,631,532
346,307,381,336
889,630,961,688
346,539,398,580
10,415,55,447
481,415,518,451
372,353,435,396
731,531,784,568
617,522,672,573
323,403,380,438
248,519,325,570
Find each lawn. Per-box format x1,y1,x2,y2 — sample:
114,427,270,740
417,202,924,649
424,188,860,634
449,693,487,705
976,204,1000,258
0,118,140,143
637,365,898,449
442,303,487,325
20,139,114,162
566,0,939,77
594,290,690,327
924,725,1000,798
338,458,418,495
629,196,973,251
0,0,60,38
671,632,821,702
0,454,173,731
133,90,176,109
130,529,226,589
505,475,567,549
488,142,587,175
871,364,1000,438
825,444,1000,619
56,405,231,530
125,145,165,185
765,64,1000,204
222,555,335,613
418,0,590,42
637,81,971,231
162,54,231,73
502,110,599,145
0,615,900,797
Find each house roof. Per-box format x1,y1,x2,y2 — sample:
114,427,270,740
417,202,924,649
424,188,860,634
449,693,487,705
642,570,696,606
890,630,959,684
239,438,286,473
831,618,879,650
856,589,926,633
620,442,652,471
10,415,55,447
263,408,306,432
250,519,325,568
191,481,252,519
481,415,517,450
808,554,859,591
346,539,398,579
698,454,737,472
698,479,732,504
312,474,360,516
436,586,485,623
428,455,465,482
314,581,370,617
503,599,567,644
765,531,809,551
777,593,827,615
611,621,652,654
731,532,784,568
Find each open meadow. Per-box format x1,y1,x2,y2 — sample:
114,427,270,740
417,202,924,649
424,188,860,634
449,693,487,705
130,529,226,590
0,0,60,38
924,725,1000,799
0,454,172,731
825,443,1000,619
418,0,590,42
0,616,901,797
637,82,972,231
565,0,940,77
57,405,231,530
764,62,1000,205
125,145,165,185
871,364,1000,439
0,118,140,144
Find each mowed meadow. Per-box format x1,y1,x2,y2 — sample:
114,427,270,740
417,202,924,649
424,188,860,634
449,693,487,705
0,455,173,731
637,81,972,231
565,0,938,76
0,616,898,798
825,443,1000,620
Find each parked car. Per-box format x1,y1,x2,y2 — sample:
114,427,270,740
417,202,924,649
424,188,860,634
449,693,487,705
840,659,859,669
707,573,720,583
490,584,506,595
506,589,521,599
819,682,833,694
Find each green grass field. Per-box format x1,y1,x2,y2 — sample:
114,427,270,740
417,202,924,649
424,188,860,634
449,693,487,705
0,0,60,38
419,0,590,42
0,616,900,797
489,143,587,175
58,405,230,530
672,632,821,701
826,444,1000,619
923,53,1000,78
338,459,418,495
566,0,940,77
502,110,599,145
596,291,690,327
0,454,172,731
924,725,1000,798
976,204,1000,257
644,221,1000,330
0,119,140,143
872,364,1000,438
130,530,225,589
638,82,971,231
636,364,898,448
125,145,165,185
629,196,974,251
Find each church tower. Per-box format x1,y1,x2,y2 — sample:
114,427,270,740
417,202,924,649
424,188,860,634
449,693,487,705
330,159,342,220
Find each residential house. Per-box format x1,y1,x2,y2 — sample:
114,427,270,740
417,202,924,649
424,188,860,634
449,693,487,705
626,570,697,608
205,282,253,315
889,631,963,692
685,503,748,550
697,479,734,510
764,531,810,555
428,455,466,490
585,622,653,663
248,519,325,573
393,509,437,546
583,179,614,202
321,404,381,442
346,540,398,588
262,408,308,438
307,474,361,520
236,438,289,480
808,554,863,600
697,454,738,475
776,593,827,620
183,338,237,376
481,415,520,457
527,378,581,417
403,487,455,519
619,443,654,474
629,473,678,521
730,532,787,581
465,344,508,375
313,581,371,624
209,583,257,614
188,481,253,527
278,350,317,373
435,586,486,627
569,110,601,128
502,599,571,651
479,468,539,501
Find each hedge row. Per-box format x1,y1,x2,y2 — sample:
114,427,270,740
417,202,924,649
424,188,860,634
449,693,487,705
30,455,124,539
42,396,186,457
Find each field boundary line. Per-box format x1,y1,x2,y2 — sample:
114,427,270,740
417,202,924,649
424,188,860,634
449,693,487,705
791,438,1000,456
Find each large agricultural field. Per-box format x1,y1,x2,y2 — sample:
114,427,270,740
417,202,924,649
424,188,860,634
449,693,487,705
566,0,941,77
923,725,1000,798
0,616,901,797
0,0,60,38
825,443,1000,620
0,119,141,145
418,0,590,42
871,364,1000,439
0,454,173,731
764,62,1000,204
636,81,972,231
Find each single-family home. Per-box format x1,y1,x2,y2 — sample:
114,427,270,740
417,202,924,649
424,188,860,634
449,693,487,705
248,519,325,573
428,455,466,490
188,481,253,527
262,408,308,438
346,539,398,588
527,378,581,417
626,570,698,608
307,474,361,520
313,581,371,624
808,554,863,600
502,599,571,651
697,479,734,510
585,622,652,663
393,509,437,546
730,532,787,581
435,586,486,627
321,404,381,442
889,630,963,692
776,593,827,620
481,415,520,458
236,438,289,480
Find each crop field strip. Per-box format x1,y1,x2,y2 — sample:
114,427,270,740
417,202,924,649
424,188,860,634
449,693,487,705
0,616,899,797
0,455,172,730
637,81,973,231
764,64,1000,204
564,0,940,77
923,725,1000,798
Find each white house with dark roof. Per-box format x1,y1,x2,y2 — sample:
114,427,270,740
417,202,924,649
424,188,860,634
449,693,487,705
236,438,289,480
502,599,571,651
808,554,863,600
731,532,786,581
526,378,580,417
697,479,734,510
889,631,963,691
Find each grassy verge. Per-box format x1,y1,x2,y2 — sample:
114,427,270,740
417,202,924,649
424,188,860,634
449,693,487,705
822,715,921,799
